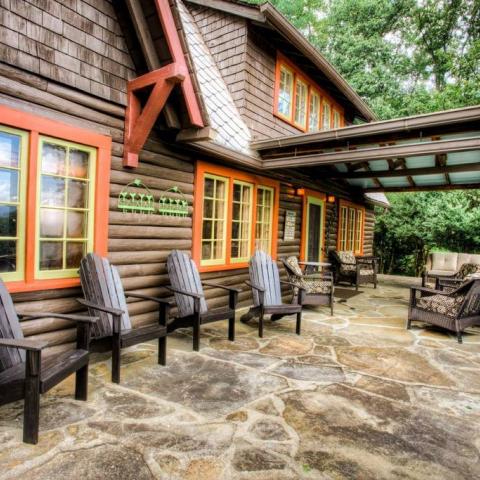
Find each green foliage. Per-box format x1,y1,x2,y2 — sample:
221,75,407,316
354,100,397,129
374,191,480,276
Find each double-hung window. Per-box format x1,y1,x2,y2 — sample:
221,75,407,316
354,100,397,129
275,53,344,132
194,162,279,271
0,105,111,292
337,200,365,255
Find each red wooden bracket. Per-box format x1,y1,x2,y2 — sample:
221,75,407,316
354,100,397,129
123,0,204,168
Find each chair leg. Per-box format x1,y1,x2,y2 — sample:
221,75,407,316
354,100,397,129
296,311,302,335
228,315,235,341
406,318,412,330
112,335,121,384
457,331,463,344
193,314,200,351
75,364,89,401
258,310,264,338
23,350,41,444
158,336,167,365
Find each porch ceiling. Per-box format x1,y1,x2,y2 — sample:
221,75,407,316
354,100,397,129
255,106,480,192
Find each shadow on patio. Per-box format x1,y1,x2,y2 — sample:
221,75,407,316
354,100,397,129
1,275,479,479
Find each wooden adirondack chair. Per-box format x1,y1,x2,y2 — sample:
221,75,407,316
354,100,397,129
241,250,305,337
166,250,240,351
79,253,169,384
0,279,97,444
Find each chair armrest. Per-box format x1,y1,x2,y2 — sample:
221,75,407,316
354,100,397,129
409,286,450,296
76,298,124,317
341,261,357,266
280,280,306,291
0,338,49,351
125,293,172,306
202,281,242,293
357,256,379,261
164,285,203,299
245,280,265,292
21,312,98,324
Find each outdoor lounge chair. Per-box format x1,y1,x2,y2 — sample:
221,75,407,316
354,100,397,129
241,250,305,337
79,253,169,384
407,279,480,343
282,256,334,315
0,279,97,444
166,250,240,351
329,250,378,290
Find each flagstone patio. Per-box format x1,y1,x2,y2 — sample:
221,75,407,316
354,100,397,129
1,275,479,479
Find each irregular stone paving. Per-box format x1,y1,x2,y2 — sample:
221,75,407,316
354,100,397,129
1,275,480,479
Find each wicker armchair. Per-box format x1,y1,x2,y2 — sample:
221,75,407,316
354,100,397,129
434,263,480,291
281,256,334,315
329,250,378,290
408,279,480,343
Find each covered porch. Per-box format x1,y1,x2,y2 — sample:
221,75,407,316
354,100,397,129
1,276,479,479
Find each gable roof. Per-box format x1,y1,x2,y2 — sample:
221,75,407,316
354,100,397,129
185,0,376,122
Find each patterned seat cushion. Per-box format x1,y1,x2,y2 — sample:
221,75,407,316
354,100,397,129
457,263,480,279
359,269,374,276
417,293,465,317
285,256,303,277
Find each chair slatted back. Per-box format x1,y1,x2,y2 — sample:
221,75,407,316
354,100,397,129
80,253,132,338
249,250,282,307
167,250,207,317
0,279,25,371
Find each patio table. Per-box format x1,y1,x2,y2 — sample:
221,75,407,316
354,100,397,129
298,261,331,275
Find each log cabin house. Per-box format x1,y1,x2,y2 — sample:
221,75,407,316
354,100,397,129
4,0,479,356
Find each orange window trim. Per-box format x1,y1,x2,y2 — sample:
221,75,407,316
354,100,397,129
274,52,345,132
193,161,280,272
336,199,365,255
300,189,327,262
0,105,111,293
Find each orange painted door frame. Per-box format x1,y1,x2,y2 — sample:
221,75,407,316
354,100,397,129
300,189,327,262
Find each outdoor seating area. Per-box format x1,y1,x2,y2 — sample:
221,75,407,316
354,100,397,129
0,275,479,479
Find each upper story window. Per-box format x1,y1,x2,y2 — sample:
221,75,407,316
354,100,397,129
274,53,344,132
0,105,111,293
193,162,279,271
338,200,365,255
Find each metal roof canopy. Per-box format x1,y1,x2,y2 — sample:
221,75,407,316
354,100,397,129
255,106,480,193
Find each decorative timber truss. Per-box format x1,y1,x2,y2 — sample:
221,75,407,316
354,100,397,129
123,0,204,167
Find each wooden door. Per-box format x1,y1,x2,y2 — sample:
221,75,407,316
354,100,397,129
304,196,325,262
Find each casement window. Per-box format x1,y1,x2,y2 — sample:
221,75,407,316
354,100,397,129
322,102,331,131
274,53,344,132
194,162,279,271
337,200,365,255
333,109,342,129
278,64,294,119
0,105,110,292
294,78,308,129
308,90,321,132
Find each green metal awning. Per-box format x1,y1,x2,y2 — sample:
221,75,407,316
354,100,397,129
254,106,480,193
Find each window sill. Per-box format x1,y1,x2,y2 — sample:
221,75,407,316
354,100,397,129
6,278,81,293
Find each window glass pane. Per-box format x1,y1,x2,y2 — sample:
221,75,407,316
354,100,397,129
294,79,308,128
0,205,17,237
0,132,20,168
355,210,363,253
308,92,320,132
39,241,63,270
204,177,215,198
67,211,86,238
42,143,66,175
67,179,88,208
202,241,212,260
66,242,85,269
333,110,341,129
278,65,293,118
69,149,89,178
0,240,16,273
40,176,65,206
0,169,18,202
40,208,64,238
